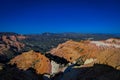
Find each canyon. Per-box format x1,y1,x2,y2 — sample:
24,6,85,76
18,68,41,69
0,32,120,80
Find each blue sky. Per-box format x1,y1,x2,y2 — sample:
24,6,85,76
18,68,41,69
0,0,120,34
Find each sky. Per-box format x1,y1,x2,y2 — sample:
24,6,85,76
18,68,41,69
0,0,120,34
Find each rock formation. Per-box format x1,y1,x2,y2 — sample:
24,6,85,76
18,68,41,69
49,40,99,63
49,39,120,70
0,35,25,53
0,35,26,62
4,38,120,80
10,50,51,74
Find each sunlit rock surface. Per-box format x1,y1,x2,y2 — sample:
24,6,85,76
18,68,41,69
0,35,26,62
49,39,120,69
0,35,25,53
6,38,120,80
10,50,51,74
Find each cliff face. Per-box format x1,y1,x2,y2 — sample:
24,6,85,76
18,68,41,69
0,35,26,62
49,39,120,69
0,32,120,80
49,40,100,62
10,50,51,74
0,35,25,53
4,38,120,80
49,39,120,80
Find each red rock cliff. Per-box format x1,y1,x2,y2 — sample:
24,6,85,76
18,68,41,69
0,35,25,54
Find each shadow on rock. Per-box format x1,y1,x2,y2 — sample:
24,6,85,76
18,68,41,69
52,64,120,80
0,64,47,80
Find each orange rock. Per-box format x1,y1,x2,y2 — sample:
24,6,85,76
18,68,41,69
95,48,120,69
12,42,25,51
0,35,25,52
2,35,9,44
0,44,6,54
49,39,120,69
49,40,99,62
10,50,51,74
9,36,17,42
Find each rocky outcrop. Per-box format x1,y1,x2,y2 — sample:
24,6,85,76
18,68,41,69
0,35,26,62
9,35,17,41
49,39,120,70
51,60,60,74
6,38,120,80
49,40,99,63
0,35,25,53
106,38,120,44
1,35,25,51
9,50,51,74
